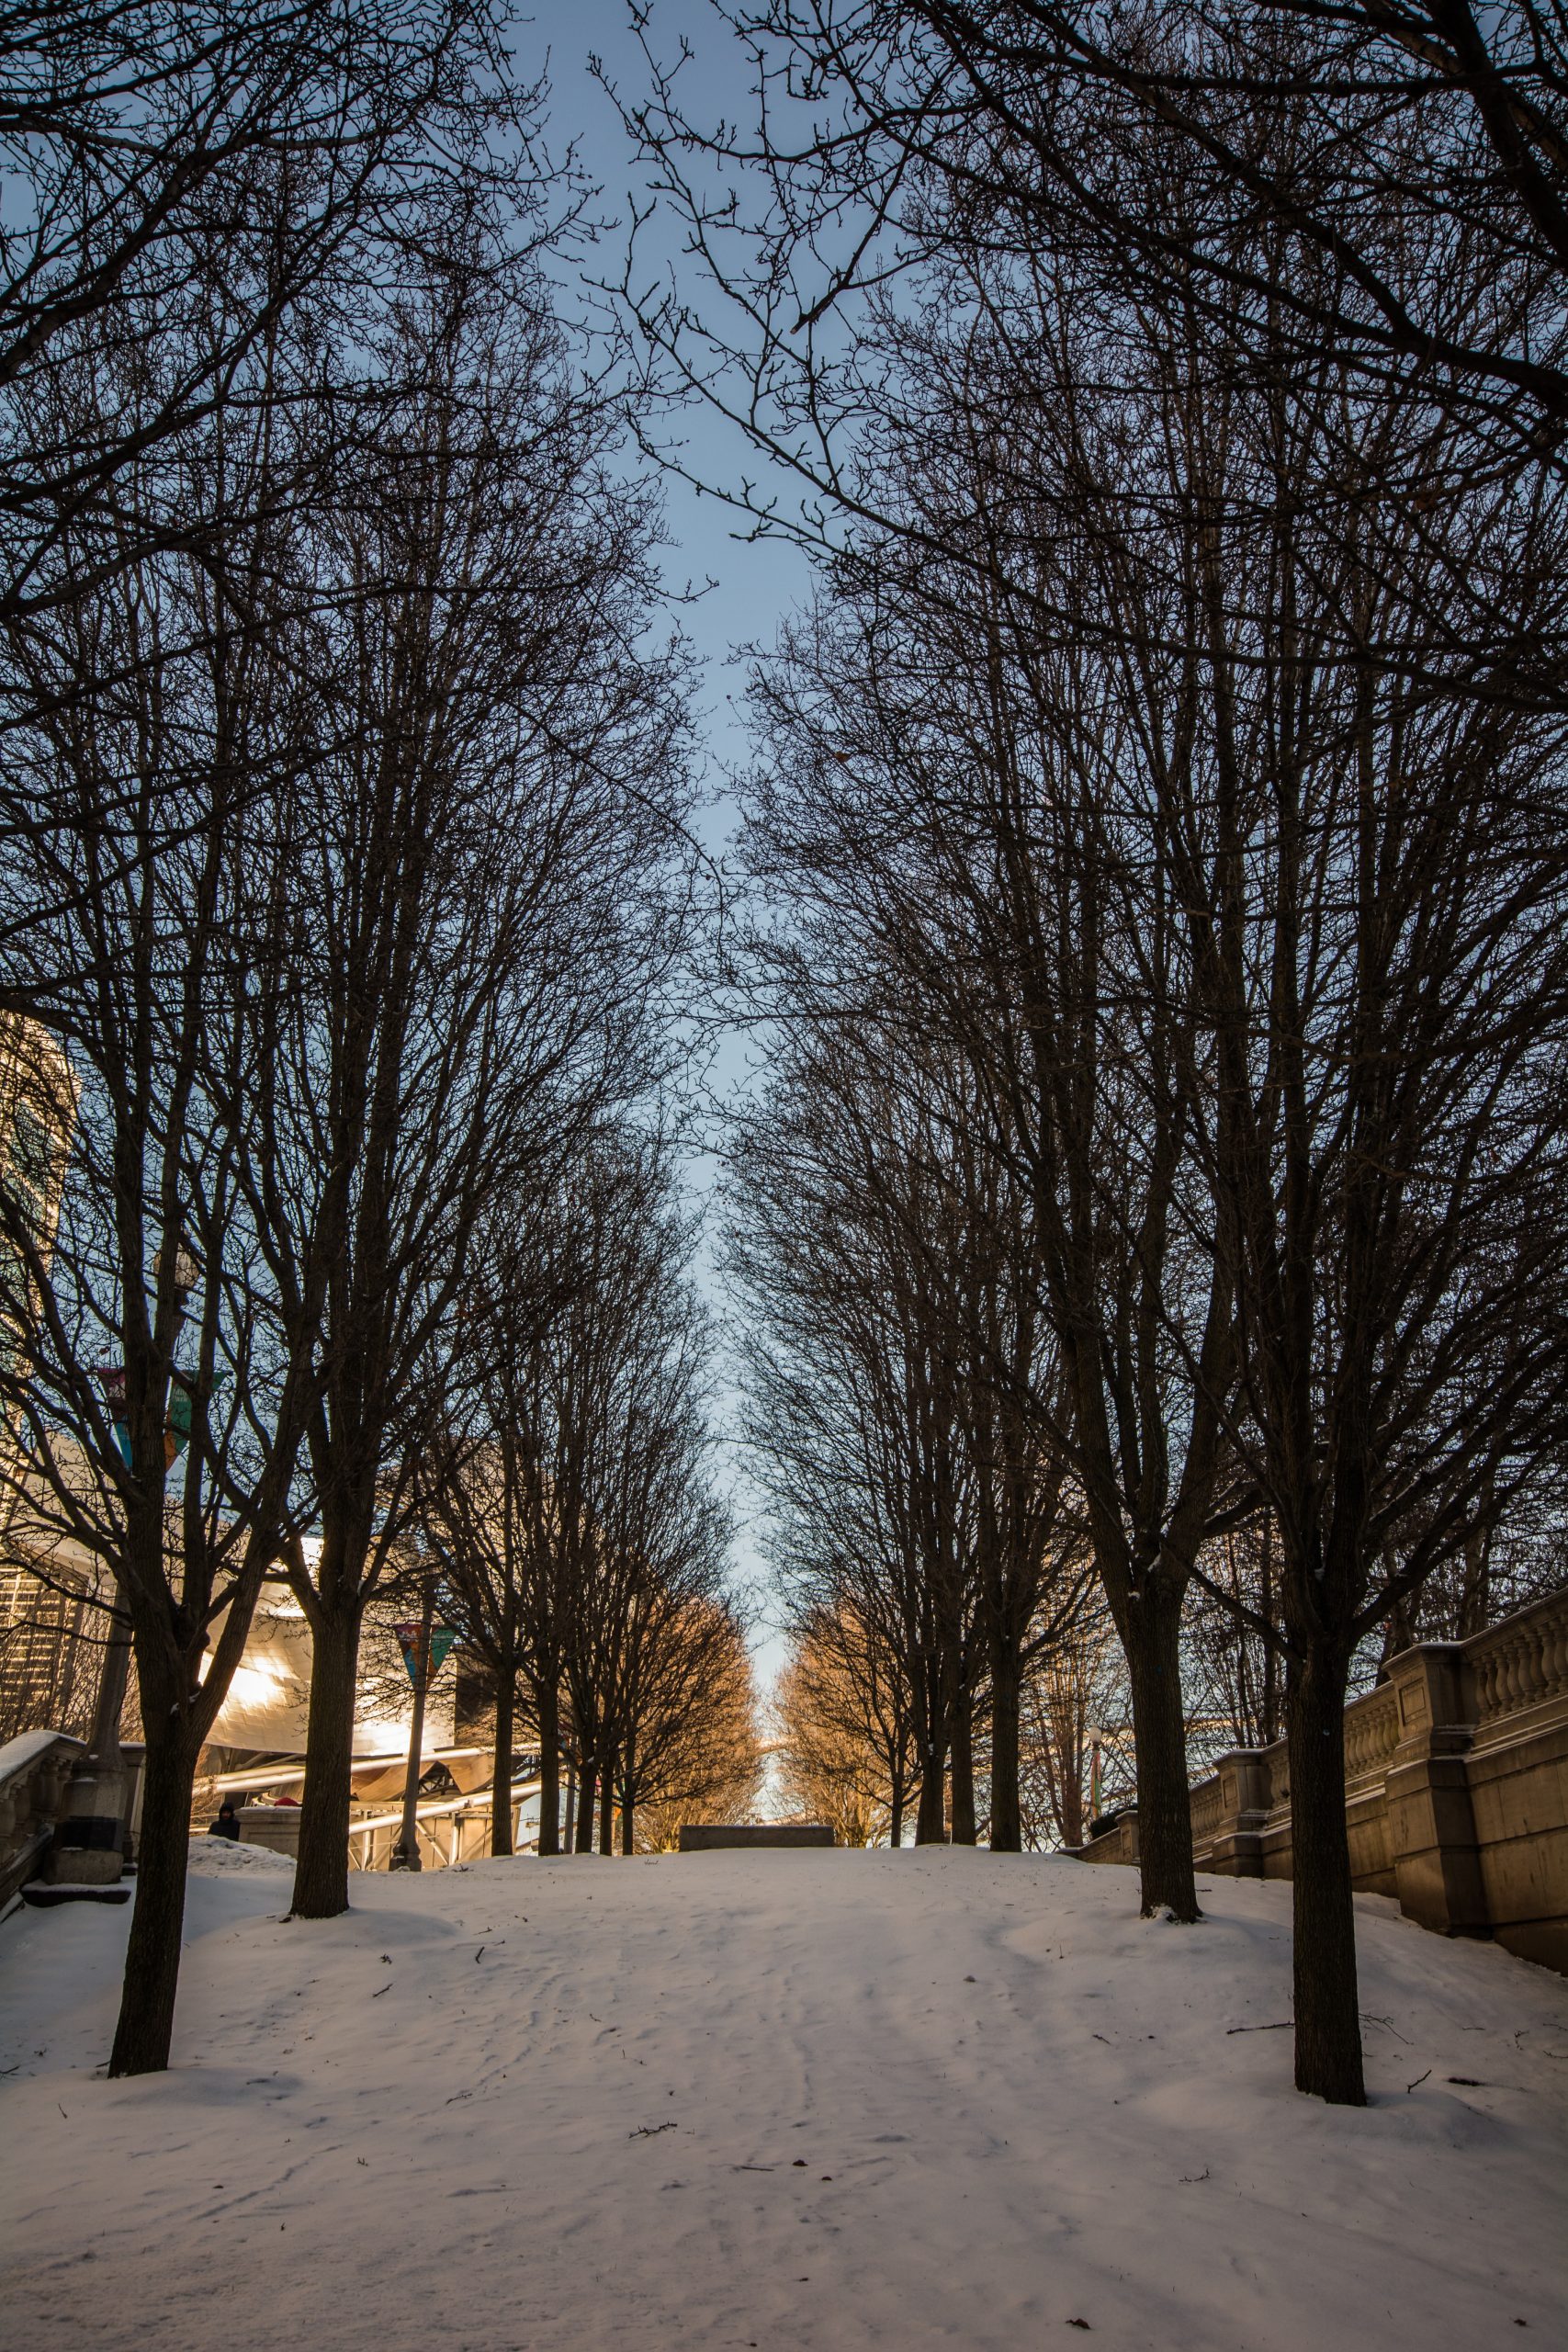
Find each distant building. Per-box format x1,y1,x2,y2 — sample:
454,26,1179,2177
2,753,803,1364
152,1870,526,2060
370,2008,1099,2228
0,1013,85,1744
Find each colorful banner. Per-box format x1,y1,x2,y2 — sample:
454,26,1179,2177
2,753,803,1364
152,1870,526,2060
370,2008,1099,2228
393,1623,457,1686
97,1363,200,1465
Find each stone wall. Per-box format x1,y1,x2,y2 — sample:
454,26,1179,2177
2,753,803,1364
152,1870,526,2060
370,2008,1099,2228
1078,1583,1568,1974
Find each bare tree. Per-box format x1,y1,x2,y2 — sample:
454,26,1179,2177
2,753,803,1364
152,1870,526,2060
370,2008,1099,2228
408,1184,574,1860
0,14,680,2065
630,1606,763,1852
1018,1606,1129,1850
0,412,324,2070
617,1593,761,1852
412,1438,536,1861
727,1003,1097,1851
548,1140,738,1859
773,1613,911,1845
480,1135,698,1857
1170,381,1568,2100
413,1120,745,1865
696,3,1568,449
728,1033,983,1845
618,7,1568,2109
0,0,535,633
615,5,1568,707
1185,1525,1288,1757
735,394,1247,1910
241,247,697,1920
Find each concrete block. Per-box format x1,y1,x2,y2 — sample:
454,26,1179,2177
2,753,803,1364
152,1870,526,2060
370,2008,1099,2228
678,1823,834,1850
239,1804,302,1858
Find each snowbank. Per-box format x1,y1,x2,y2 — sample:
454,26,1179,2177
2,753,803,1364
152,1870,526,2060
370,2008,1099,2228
2,1849,1564,2350
186,1833,295,1878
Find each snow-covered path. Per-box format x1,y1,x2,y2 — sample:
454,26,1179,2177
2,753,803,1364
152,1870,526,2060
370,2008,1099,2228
3,1847,1564,2350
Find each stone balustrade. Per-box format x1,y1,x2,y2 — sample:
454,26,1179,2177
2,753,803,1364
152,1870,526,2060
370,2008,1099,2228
0,1729,85,1908
1079,1581,1568,1974
0,1729,148,1907
1464,1584,1568,1725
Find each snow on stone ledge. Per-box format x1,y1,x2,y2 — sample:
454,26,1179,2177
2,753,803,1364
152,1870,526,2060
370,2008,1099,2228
0,1725,81,1788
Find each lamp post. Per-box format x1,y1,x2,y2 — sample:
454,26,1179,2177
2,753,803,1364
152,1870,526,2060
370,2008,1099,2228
1085,1721,1136,1836
389,1582,434,1871
1087,1723,1104,1830
389,1580,455,1871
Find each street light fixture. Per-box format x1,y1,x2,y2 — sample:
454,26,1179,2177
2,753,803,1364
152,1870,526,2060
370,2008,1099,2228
152,1238,200,1297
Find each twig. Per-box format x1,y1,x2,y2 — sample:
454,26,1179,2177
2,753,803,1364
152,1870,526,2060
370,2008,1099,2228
1225,2021,1291,2034
631,2120,677,2138
1405,2068,1431,2094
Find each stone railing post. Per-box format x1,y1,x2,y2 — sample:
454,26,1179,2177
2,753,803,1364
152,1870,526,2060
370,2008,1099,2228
0,1771,21,1857
1383,1643,1488,1939
1208,1750,1271,1878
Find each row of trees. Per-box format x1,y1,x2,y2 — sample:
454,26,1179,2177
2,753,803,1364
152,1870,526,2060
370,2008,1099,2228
413,1133,761,1861
771,1600,1126,1852
0,4,731,2076
628,3,1568,2105
728,1026,1097,1851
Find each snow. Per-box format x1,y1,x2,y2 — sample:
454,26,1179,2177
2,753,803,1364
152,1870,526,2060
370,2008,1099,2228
186,1833,295,1877
1,1849,1564,2350
0,1724,80,1785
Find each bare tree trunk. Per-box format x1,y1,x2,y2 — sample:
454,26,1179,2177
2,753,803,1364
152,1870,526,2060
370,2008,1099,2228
1060,1739,1085,1849
491,1668,515,1859
1287,1643,1365,2105
598,1755,615,1855
988,1632,1022,1850
536,1681,560,1856
107,1717,197,2076
949,1692,976,1845
888,1773,904,1849
915,1741,946,1843
1124,1580,1199,1920
1458,1527,1492,1640
291,1604,360,1918
576,1756,597,1853
620,1751,636,1856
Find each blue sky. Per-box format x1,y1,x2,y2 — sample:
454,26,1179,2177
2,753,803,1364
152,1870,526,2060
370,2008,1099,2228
550,3,815,766
547,6,817,1670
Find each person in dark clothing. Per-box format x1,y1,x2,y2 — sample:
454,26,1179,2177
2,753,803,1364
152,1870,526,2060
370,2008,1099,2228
209,1799,241,1841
